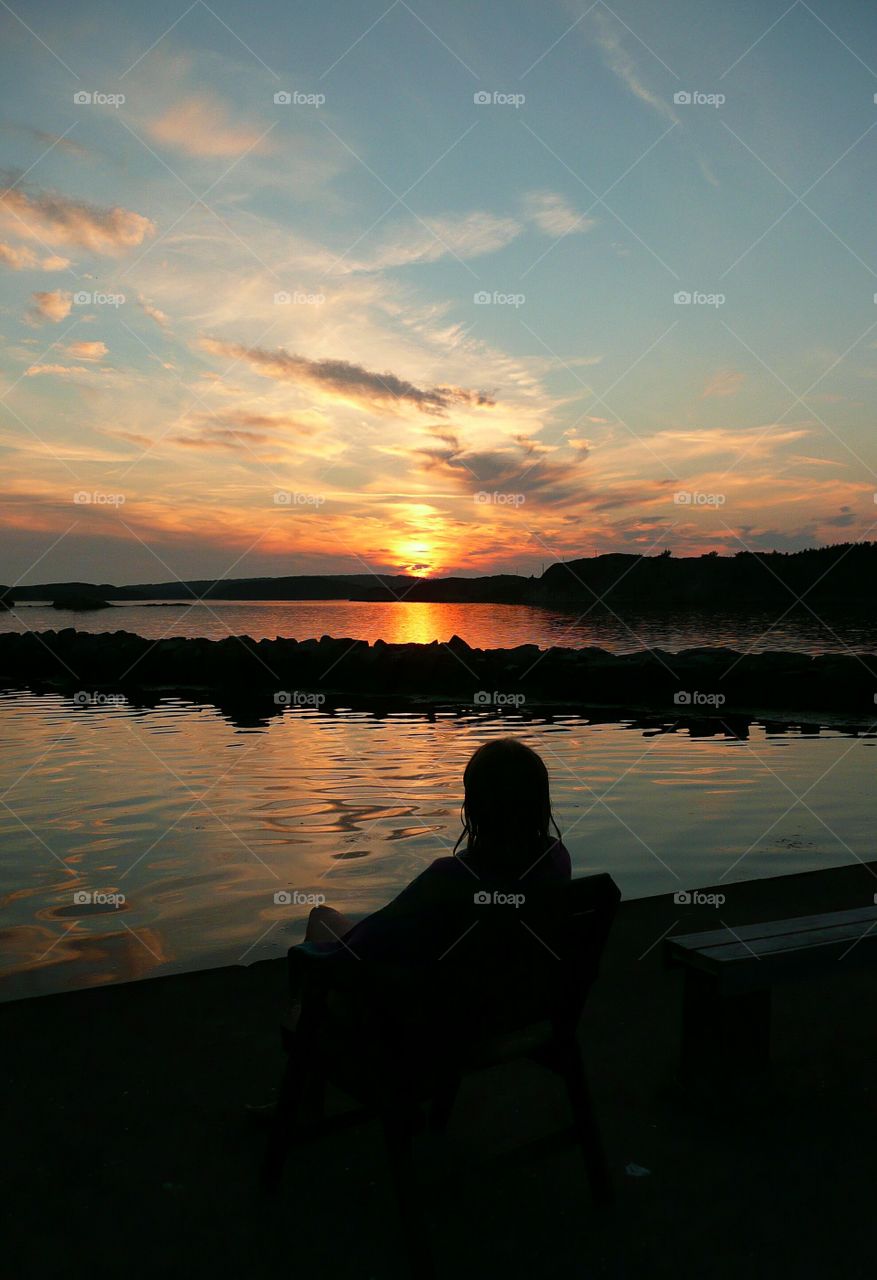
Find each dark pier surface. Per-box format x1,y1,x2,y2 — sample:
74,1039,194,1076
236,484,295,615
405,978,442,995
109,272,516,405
4,859,877,1278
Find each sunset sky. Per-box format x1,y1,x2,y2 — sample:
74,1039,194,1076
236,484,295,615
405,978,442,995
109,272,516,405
1,0,876,585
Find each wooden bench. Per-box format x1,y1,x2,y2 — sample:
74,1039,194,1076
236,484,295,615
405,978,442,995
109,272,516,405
666,905,877,1076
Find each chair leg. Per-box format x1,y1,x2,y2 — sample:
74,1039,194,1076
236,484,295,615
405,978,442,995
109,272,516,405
560,1043,613,1207
383,1113,436,1280
429,1074,460,1132
261,1051,314,1191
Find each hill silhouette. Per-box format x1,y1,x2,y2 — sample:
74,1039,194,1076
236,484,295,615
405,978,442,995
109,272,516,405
3,543,875,612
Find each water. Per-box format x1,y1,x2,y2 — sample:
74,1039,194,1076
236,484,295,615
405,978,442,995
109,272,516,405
6,599,877,652
0,690,874,1002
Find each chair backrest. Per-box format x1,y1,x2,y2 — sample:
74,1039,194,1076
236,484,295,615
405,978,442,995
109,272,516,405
435,871,620,1035
323,873,621,1068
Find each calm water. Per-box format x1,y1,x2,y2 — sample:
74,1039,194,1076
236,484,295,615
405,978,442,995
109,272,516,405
6,598,877,652
0,690,874,1002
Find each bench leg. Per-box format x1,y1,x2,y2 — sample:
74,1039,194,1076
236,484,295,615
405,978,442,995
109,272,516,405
558,1042,614,1208
681,969,772,1081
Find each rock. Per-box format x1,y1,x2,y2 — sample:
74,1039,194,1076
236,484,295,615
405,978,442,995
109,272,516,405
0,629,872,718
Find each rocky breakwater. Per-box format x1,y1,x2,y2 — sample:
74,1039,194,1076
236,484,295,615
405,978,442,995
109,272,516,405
0,629,875,719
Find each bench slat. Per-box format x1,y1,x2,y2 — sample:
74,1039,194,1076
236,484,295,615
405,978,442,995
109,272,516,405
669,906,877,954
692,924,877,965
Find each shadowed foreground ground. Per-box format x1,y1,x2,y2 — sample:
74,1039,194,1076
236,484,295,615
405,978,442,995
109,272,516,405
3,861,877,1279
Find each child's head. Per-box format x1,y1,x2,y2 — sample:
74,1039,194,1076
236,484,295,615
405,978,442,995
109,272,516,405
457,737,556,865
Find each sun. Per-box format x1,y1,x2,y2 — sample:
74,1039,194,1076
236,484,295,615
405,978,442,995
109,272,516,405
396,541,437,577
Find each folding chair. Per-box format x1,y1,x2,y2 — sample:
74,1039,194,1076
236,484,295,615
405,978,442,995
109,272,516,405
261,872,620,1278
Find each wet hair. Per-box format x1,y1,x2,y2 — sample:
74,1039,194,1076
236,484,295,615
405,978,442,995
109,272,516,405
453,738,561,872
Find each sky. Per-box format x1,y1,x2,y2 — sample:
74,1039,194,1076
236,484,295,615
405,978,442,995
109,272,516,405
1,0,876,585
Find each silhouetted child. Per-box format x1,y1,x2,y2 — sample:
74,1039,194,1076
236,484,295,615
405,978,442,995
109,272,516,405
300,737,571,964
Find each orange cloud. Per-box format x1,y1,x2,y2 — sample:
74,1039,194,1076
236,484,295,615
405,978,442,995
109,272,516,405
28,289,72,323
0,186,154,253
0,242,71,270
24,362,93,379
146,94,274,158
66,340,107,361
138,297,171,333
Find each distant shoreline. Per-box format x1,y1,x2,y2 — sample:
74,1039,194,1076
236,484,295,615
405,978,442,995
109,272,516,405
3,543,877,613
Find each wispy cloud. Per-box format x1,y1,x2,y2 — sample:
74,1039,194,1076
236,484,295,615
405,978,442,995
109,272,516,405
703,368,745,398
0,182,154,253
345,210,522,273
589,8,677,126
145,93,275,158
138,296,172,333
522,191,596,237
201,338,496,415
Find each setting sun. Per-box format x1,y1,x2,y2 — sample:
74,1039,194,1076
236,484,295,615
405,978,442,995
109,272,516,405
395,541,437,577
